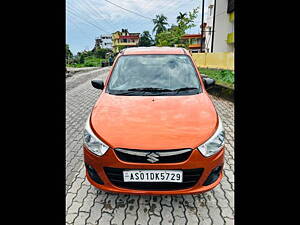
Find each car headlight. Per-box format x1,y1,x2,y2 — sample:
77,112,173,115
83,114,109,156
197,115,225,157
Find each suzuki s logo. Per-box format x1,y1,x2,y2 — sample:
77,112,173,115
146,152,160,163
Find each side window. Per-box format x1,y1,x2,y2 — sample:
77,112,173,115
209,5,214,16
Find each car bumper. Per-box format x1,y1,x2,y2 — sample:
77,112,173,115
83,146,224,195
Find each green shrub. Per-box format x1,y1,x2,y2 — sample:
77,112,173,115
199,68,234,88
83,62,96,67
220,70,234,83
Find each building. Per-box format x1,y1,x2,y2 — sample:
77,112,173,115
204,0,234,52
180,34,204,53
94,35,113,50
112,29,140,53
100,34,113,49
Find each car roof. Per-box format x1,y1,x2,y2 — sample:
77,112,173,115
122,47,188,55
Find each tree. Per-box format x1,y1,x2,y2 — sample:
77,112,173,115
176,12,187,23
177,8,199,30
118,45,127,52
78,52,85,64
152,14,168,37
66,44,73,64
93,48,112,58
156,26,184,47
155,8,199,47
139,31,154,47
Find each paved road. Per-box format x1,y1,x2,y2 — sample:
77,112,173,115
66,67,102,78
66,68,234,225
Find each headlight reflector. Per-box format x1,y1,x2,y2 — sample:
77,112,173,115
83,114,109,156
197,115,225,157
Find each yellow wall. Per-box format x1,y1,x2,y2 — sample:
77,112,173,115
229,12,234,22
112,32,119,46
192,52,234,70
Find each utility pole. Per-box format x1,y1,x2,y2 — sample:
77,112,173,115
200,0,205,52
211,0,216,52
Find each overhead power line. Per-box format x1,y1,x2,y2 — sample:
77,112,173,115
76,1,101,20
84,0,119,31
67,8,109,33
67,16,93,42
67,3,111,33
103,0,153,20
132,0,195,28
75,0,114,32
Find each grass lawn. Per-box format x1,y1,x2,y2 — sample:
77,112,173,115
67,57,107,68
198,68,234,89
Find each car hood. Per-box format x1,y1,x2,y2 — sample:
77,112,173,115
90,92,218,150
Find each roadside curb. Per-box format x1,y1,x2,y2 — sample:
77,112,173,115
66,67,102,78
66,67,111,92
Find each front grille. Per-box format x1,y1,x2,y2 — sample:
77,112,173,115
114,148,193,163
104,167,204,191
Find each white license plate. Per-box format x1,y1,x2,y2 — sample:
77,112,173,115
123,170,183,182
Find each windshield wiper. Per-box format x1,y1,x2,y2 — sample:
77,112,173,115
171,87,198,92
110,87,199,96
109,88,171,96
110,90,139,95
127,87,172,92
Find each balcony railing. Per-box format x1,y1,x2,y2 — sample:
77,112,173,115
112,42,138,47
227,32,234,44
189,44,201,49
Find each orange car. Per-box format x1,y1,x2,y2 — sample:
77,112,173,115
83,47,225,195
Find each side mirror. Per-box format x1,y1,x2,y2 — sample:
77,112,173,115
91,80,104,90
203,77,215,89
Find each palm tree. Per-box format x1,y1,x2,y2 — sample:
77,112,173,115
176,12,187,23
152,14,168,35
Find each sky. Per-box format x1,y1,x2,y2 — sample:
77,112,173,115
66,0,209,55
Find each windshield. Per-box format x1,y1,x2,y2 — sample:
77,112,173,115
107,54,201,96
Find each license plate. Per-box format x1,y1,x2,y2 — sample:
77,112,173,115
123,170,183,182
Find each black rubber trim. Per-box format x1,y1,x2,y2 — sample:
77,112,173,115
85,163,104,185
